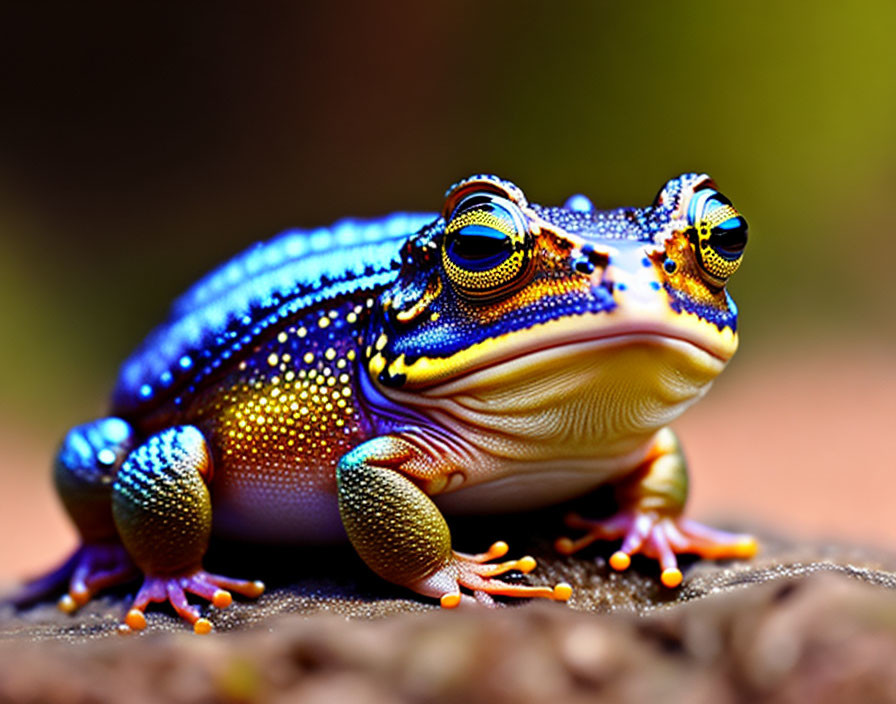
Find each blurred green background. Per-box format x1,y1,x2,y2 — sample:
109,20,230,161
1,2,894,426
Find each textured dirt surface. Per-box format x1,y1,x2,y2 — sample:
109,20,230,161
5,523,896,703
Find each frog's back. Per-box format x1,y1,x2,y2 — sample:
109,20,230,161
112,213,435,419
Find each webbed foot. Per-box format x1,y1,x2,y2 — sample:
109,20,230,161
122,570,265,634
556,511,757,587
413,541,572,607
10,542,137,611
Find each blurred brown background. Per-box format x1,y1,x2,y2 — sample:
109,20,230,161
1,2,894,581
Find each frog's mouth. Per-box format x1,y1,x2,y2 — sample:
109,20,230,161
422,328,727,397
376,308,737,393
368,317,731,455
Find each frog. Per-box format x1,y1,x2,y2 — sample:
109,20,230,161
15,173,756,633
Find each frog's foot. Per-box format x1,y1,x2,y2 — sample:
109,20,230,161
556,512,758,588
412,541,573,608
10,542,137,611
122,570,265,635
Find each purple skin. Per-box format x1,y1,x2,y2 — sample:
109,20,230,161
124,571,264,632
12,540,262,633
11,542,136,610
557,512,755,587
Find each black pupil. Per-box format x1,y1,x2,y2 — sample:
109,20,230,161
709,215,748,259
447,204,514,272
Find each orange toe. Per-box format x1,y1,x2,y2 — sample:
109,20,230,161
661,568,683,588
124,608,147,631
440,592,462,608
609,551,631,571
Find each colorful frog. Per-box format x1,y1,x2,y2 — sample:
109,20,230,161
18,173,756,632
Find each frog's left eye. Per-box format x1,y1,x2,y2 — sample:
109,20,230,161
687,187,748,286
442,193,533,299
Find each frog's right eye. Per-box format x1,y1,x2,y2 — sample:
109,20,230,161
442,193,533,299
686,187,748,286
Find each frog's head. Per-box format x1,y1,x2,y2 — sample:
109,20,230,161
366,174,747,450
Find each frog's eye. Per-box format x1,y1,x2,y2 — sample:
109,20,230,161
442,192,533,299
687,187,748,286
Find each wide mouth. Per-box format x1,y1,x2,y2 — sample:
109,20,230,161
420,327,730,398
387,309,737,392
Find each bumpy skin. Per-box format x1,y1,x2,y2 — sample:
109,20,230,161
22,173,756,631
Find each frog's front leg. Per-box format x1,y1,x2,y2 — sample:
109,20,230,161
337,435,571,607
111,426,264,634
556,428,758,587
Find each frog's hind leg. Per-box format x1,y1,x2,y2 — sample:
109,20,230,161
336,436,572,607
556,428,757,587
112,426,264,634
11,418,139,610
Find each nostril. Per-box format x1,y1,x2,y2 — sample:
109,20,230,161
573,258,595,274
572,246,608,275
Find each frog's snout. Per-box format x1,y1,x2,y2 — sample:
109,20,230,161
599,246,665,308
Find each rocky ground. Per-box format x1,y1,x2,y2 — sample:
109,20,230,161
4,516,896,704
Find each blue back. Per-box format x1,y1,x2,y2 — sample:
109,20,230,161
112,213,435,414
